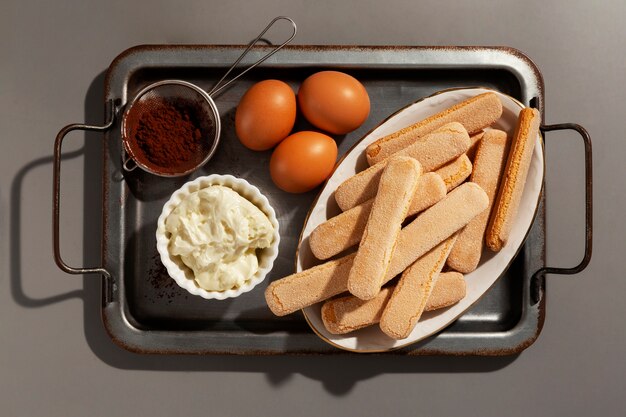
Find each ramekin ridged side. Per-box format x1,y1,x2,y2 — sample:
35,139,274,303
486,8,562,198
156,174,280,300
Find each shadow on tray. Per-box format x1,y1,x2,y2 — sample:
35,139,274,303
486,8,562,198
10,71,519,397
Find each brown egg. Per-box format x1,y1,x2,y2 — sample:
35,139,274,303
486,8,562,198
270,131,338,193
298,71,370,135
235,80,296,151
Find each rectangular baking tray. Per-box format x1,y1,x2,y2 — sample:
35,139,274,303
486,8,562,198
101,45,545,355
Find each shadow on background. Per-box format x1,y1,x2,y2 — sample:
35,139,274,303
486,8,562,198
11,70,519,398
10,153,85,307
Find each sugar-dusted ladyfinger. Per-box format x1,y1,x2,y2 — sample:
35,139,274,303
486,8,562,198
447,129,510,272
335,122,469,211
467,131,485,161
425,271,466,310
434,154,472,192
309,172,446,260
379,235,457,339
321,272,466,335
265,182,488,316
348,157,422,300
265,253,356,317
365,92,502,165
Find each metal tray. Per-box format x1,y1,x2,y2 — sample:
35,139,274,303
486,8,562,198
53,45,592,355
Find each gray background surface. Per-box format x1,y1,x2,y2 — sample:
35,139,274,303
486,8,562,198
1,0,622,416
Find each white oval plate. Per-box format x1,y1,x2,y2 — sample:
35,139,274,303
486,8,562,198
297,87,543,352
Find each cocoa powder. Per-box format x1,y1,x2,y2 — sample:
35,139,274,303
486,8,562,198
131,97,210,173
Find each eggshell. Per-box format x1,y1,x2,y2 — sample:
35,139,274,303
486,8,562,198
236,80,296,150
298,71,370,135
270,131,338,193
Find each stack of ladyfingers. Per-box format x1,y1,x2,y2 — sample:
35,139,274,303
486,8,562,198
265,91,541,340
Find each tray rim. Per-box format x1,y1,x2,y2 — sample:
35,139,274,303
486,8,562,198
101,44,546,355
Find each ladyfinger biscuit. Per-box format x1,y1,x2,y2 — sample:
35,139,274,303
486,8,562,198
335,122,469,211
467,131,485,161
322,286,394,334
447,130,510,272
425,271,466,310
265,182,488,316
321,272,466,335
486,108,540,251
348,157,422,300
434,154,472,192
379,236,457,339
265,253,356,317
388,182,488,278
310,172,446,260
366,92,502,165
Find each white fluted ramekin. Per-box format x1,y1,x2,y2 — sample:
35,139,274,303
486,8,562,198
156,174,280,300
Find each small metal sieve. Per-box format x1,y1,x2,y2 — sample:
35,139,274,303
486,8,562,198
121,16,297,177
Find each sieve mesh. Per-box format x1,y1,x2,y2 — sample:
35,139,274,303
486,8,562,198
122,81,221,177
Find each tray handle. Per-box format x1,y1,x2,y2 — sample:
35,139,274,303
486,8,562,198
531,123,593,304
53,100,115,285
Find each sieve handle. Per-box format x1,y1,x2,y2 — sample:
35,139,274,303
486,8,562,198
53,99,115,292
208,16,297,96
